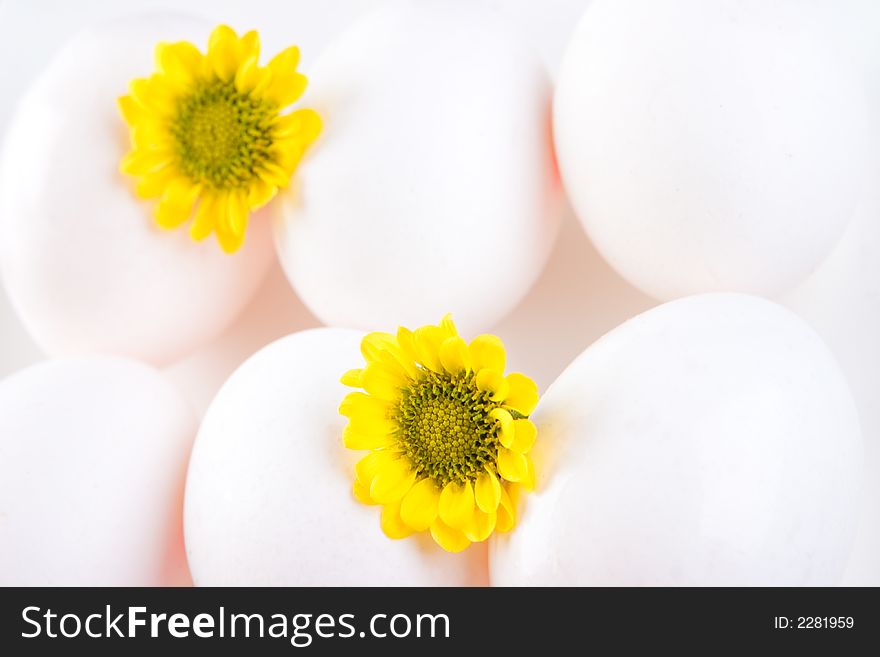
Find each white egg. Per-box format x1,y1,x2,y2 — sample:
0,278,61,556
0,14,274,367
0,357,196,586
784,173,880,585
554,0,871,301
490,293,862,586
274,0,561,335
184,327,487,585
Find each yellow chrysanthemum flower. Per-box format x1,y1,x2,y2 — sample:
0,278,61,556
118,24,321,253
340,315,539,552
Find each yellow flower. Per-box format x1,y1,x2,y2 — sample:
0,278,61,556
118,25,321,253
340,315,540,552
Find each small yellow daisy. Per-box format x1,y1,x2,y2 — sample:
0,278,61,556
118,24,321,253
340,315,539,552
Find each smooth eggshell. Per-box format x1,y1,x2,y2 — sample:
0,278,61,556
490,293,862,585
274,0,561,335
184,327,487,585
0,14,274,367
0,357,196,585
554,0,870,300
784,174,880,585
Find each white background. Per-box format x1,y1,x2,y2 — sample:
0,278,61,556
0,0,878,585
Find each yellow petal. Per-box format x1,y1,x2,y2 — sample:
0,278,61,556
264,46,305,107
346,409,396,438
497,447,529,483
355,450,394,486
361,332,418,379
439,314,459,339
489,408,514,447
361,332,397,361
474,468,502,513
469,334,506,374
156,41,203,87
439,336,471,375
412,325,445,372
264,71,307,109
496,485,516,532
504,373,539,416
257,160,290,188
207,24,240,81
352,479,376,505
190,193,220,241
339,391,388,420
475,368,509,402
275,138,318,171
239,30,261,63
429,518,471,553
370,458,416,504
129,75,177,117
134,166,176,199
127,77,150,103
395,327,420,366
225,189,250,239
155,179,200,229
118,95,146,124
438,480,475,531
342,424,394,450
380,501,414,540
507,483,523,508
272,142,307,175
120,148,173,176
274,109,322,142
385,349,421,381
212,193,243,253
340,368,363,387
360,362,404,401
234,53,264,94
217,226,244,254
508,419,537,454
377,351,417,383
247,177,277,209
268,44,300,74
523,455,536,492
400,477,441,531
464,508,496,543
131,121,168,149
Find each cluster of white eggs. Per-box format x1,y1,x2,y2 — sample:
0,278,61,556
0,0,870,586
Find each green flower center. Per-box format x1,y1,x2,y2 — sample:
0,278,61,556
395,370,501,487
171,79,276,190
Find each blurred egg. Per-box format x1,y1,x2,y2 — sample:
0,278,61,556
0,357,196,585
490,293,862,585
274,0,561,335
184,327,487,585
784,167,880,585
0,14,274,367
554,0,871,301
